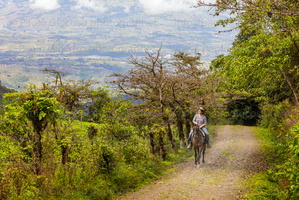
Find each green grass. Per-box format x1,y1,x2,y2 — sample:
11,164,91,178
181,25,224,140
242,127,283,200
220,151,232,155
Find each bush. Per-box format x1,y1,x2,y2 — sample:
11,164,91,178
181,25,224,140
259,100,291,130
246,109,299,200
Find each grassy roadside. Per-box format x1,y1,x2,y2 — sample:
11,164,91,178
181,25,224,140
242,127,284,199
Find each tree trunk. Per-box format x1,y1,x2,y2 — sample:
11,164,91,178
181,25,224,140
176,110,185,148
149,132,155,154
158,129,166,160
61,145,69,165
33,130,42,175
185,111,192,141
280,67,299,103
167,122,175,149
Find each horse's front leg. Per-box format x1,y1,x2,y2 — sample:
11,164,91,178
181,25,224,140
197,147,201,165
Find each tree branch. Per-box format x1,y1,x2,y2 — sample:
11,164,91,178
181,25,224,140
196,0,299,16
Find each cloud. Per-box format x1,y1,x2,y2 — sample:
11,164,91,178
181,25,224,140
73,0,107,12
139,0,198,15
30,0,61,11
124,6,130,13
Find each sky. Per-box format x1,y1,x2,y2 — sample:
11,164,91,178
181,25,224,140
27,0,215,14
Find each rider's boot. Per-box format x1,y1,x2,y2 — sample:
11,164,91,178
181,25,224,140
207,142,212,148
206,134,212,148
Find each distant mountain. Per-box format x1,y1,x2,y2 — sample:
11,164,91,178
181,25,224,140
0,0,236,90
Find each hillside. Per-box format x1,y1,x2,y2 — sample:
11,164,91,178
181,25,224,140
0,0,236,89
0,82,15,108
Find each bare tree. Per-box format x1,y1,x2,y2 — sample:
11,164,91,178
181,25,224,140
111,48,176,151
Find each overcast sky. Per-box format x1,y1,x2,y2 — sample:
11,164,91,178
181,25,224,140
27,0,215,14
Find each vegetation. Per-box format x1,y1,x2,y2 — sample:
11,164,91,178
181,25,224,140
0,0,299,199
0,52,212,199
195,0,299,199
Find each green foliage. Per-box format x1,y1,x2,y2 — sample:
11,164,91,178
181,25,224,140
259,101,291,130
4,84,62,125
201,1,299,199
0,82,195,199
211,30,299,103
245,114,299,199
0,83,15,110
243,127,284,199
210,2,299,127
244,172,283,200
0,135,37,200
87,87,111,122
268,123,299,199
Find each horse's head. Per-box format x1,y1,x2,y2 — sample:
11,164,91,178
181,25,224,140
193,125,200,133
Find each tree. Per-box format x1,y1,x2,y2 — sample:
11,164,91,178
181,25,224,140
111,49,210,150
204,0,299,106
42,69,101,165
87,87,111,122
111,48,176,151
43,68,98,112
4,85,62,175
196,0,299,16
169,52,208,147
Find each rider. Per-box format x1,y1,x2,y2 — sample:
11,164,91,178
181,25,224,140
187,107,212,149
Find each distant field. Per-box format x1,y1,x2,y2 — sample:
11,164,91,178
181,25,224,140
0,0,235,90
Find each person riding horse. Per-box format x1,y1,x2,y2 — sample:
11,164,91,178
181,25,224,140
187,107,212,148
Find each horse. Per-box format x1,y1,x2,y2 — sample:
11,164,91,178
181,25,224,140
192,125,206,167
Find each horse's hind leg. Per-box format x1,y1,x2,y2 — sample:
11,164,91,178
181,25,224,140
195,148,201,166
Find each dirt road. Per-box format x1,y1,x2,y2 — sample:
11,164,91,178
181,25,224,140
114,125,265,200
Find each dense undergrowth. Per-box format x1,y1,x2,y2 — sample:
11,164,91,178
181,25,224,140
0,50,218,199
0,118,196,200
244,101,299,200
0,84,200,200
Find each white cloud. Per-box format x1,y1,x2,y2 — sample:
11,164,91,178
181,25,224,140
139,0,198,15
30,0,60,11
74,0,107,12
124,5,130,13
197,0,216,3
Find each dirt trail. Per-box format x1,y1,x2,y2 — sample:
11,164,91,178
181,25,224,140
114,125,265,200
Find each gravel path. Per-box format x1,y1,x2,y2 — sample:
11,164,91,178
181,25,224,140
114,125,265,200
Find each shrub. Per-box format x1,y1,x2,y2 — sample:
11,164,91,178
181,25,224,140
259,100,291,130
